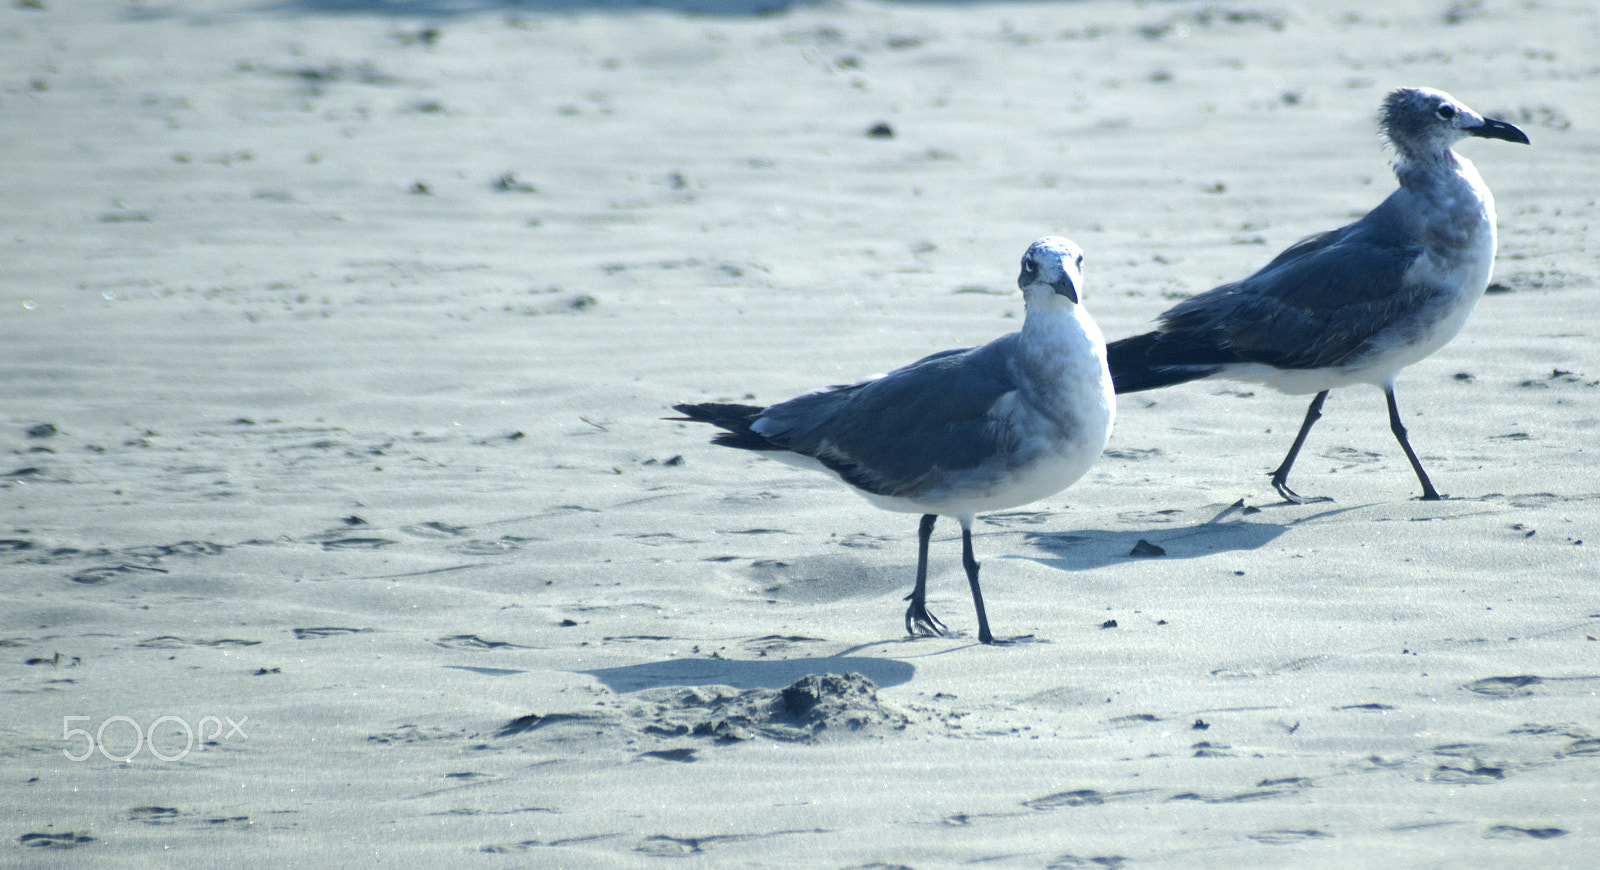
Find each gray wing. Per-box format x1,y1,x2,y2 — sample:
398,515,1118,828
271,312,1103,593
1160,195,1429,370
754,338,1022,499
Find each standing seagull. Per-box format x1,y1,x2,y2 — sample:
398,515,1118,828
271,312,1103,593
1107,87,1528,503
672,237,1115,644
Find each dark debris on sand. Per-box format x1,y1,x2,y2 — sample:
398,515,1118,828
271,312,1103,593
634,672,910,742
498,673,911,748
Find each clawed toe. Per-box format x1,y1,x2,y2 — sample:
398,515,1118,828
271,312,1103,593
904,603,950,638
1273,480,1333,505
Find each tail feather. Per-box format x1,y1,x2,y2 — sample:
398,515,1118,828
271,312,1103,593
1106,331,1232,394
668,402,781,452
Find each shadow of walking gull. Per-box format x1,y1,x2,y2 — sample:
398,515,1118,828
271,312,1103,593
1015,522,1287,572
1011,501,1367,573
581,654,914,692
251,0,1075,18
254,0,829,16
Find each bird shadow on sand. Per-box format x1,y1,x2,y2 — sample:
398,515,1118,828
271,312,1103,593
1010,500,1367,573
582,502,1365,693
243,0,1025,19
582,653,914,693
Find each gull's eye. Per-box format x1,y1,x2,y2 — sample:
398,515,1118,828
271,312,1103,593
1075,254,1085,268
1020,259,1038,280
1435,104,1458,121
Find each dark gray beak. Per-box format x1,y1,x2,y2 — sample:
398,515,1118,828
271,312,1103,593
1051,277,1079,304
1471,117,1530,145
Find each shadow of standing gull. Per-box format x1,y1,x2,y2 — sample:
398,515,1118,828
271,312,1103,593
581,654,914,693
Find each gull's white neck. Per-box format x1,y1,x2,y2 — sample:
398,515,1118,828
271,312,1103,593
1393,146,1498,263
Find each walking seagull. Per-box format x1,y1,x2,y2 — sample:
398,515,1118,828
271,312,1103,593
1107,87,1528,503
672,237,1115,644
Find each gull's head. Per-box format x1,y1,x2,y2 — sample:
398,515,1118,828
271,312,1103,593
1380,87,1529,162
1018,236,1086,306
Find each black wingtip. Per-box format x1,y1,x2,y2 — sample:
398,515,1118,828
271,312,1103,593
669,401,765,423
669,401,780,452
1106,332,1226,394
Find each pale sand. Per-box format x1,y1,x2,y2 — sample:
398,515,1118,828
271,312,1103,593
3,0,1598,866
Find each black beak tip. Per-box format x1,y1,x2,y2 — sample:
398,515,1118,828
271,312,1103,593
1053,280,1079,304
1474,117,1531,145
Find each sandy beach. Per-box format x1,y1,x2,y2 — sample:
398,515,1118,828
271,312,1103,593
3,0,1598,866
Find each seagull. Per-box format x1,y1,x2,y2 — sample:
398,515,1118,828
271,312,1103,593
672,237,1115,644
1106,87,1528,503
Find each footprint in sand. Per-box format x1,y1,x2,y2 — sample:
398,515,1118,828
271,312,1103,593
1248,829,1333,845
432,634,528,650
1046,853,1129,869
127,806,180,825
1484,824,1567,840
136,636,262,649
1463,674,1546,697
18,831,95,848
292,627,371,640
741,555,908,603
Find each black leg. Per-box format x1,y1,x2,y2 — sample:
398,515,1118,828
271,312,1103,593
1385,387,1441,500
903,514,948,638
959,519,994,645
1270,390,1334,504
